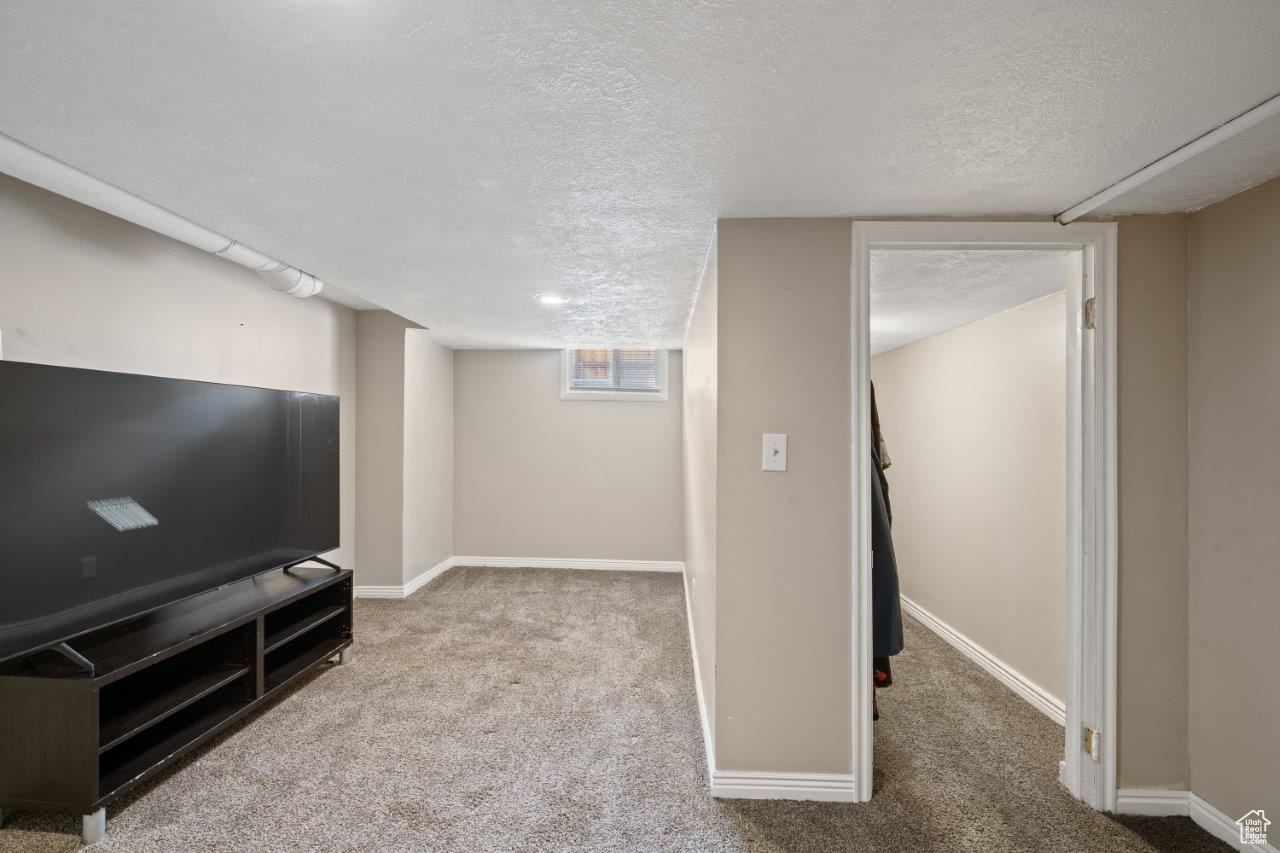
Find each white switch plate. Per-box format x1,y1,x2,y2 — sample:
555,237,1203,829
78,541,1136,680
762,433,787,471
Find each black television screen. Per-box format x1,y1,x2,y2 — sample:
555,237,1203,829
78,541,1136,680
0,361,339,663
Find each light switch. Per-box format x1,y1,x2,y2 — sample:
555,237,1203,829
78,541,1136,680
762,433,787,472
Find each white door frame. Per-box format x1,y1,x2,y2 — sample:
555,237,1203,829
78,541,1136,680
850,220,1118,811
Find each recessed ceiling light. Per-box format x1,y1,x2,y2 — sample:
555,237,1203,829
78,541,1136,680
535,293,568,306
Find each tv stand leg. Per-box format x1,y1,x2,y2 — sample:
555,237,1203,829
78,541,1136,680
337,647,352,666
0,807,11,828
82,808,106,845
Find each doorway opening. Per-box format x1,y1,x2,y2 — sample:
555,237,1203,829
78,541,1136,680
850,222,1118,811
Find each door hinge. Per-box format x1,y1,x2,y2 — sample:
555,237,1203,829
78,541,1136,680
1083,297,1097,330
1084,727,1100,761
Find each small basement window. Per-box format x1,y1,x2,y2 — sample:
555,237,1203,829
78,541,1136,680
562,348,668,401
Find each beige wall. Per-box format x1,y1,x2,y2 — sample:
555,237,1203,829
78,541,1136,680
354,311,411,586
0,173,358,571
866,219,1200,792
683,235,718,736
865,220,1201,793
872,292,1068,703
714,219,852,774
693,213,1258,802
1186,178,1280,820
1114,214,1190,789
453,349,684,562
403,329,454,580
356,313,455,587
857,205,1274,810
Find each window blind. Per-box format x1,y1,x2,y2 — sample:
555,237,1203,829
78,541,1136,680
568,348,660,392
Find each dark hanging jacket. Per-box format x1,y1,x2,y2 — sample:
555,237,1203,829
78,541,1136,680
870,381,892,475
871,388,903,658
871,444,903,657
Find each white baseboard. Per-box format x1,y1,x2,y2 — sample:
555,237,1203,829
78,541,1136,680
1115,789,1277,851
1115,788,1190,816
405,556,456,596
681,568,858,802
710,770,859,802
900,595,1066,726
354,556,455,599
354,555,684,598
352,585,405,599
1191,793,1278,852
681,569,715,778
452,556,684,573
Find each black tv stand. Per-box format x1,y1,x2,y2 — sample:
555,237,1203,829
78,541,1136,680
0,564,353,844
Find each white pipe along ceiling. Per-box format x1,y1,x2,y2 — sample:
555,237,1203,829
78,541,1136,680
0,132,323,298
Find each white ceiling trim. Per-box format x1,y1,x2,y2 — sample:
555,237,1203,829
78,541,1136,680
1058,91,1280,222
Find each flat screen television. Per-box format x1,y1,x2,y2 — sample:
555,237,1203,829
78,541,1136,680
0,361,339,663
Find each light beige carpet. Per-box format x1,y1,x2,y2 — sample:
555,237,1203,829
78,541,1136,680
1,567,1224,851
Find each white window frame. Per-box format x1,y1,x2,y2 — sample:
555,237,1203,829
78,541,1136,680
560,348,669,401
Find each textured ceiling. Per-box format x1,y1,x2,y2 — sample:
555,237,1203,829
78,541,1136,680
317,281,379,312
1091,108,1280,215
870,250,1068,356
1,3,1278,347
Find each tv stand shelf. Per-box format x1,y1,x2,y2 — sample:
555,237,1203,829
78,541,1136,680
0,564,352,844
98,662,250,752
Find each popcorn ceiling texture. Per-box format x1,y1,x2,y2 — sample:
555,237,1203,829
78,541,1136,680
1092,110,1280,215
0,3,1278,346
0,568,1223,852
870,250,1068,355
